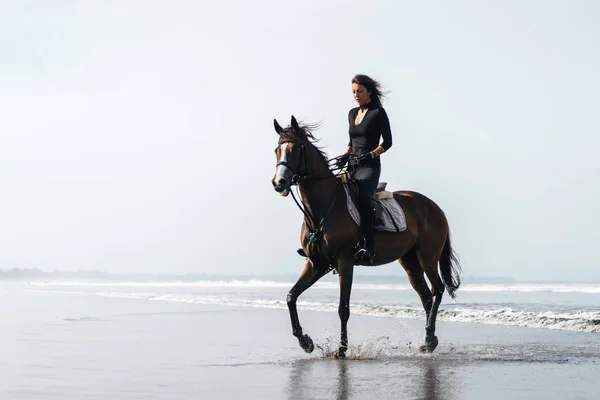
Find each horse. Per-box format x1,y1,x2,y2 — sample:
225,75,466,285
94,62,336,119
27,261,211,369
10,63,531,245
271,115,462,357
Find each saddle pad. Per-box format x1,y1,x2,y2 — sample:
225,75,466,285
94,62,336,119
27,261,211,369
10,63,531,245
342,185,407,232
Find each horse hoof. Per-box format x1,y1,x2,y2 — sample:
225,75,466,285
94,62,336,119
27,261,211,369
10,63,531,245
419,336,439,353
298,334,314,353
335,346,347,359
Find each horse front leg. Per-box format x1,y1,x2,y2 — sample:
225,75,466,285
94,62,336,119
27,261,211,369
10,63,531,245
287,260,328,353
336,257,354,359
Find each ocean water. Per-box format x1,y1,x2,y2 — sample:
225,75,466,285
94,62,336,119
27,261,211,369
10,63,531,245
25,276,600,334
2,276,600,399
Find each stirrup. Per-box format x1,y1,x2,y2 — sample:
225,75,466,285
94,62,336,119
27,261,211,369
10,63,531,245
354,238,375,264
354,249,375,265
354,247,373,258
354,247,368,258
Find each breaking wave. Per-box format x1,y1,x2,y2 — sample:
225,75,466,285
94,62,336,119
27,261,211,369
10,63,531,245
46,290,600,334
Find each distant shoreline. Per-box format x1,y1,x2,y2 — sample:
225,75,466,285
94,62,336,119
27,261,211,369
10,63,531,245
2,268,599,285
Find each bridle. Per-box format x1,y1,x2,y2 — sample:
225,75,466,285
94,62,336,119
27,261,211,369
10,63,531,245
276,142,307,186
276,140,341,244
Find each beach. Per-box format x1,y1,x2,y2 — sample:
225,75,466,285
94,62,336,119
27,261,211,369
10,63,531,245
1,282,599,399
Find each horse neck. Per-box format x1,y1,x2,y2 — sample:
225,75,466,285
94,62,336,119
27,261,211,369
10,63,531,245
298,150,337,226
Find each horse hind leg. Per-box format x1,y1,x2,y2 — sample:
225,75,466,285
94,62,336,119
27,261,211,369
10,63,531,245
416,247,446,353
399,248,433,321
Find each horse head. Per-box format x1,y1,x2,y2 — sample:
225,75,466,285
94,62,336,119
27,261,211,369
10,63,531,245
272,116,327,196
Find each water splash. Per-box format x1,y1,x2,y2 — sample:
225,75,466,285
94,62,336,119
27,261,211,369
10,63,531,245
315,331,392,360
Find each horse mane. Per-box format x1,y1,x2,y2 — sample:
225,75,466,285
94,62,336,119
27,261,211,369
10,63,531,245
279,120,329,165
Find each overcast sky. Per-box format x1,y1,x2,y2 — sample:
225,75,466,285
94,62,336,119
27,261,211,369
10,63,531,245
1,1,598,281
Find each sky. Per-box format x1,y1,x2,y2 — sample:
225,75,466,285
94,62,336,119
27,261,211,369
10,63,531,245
1,0,599,281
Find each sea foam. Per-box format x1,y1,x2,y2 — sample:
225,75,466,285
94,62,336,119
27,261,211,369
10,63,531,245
41,289,600,334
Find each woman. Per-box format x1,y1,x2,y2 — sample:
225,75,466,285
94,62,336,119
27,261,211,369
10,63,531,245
345,74,393,264
296,74,393,263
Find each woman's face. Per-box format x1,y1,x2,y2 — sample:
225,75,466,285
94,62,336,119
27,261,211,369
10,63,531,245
352,83,371,106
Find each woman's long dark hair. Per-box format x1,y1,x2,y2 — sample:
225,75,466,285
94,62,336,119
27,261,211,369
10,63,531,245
352,74,386,106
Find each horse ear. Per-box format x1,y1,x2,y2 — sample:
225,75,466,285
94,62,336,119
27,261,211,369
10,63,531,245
290,115,299,132
273,119,283,135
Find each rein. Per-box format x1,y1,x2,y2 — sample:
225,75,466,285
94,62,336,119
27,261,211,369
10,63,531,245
277,143,346,244
290,185,338,244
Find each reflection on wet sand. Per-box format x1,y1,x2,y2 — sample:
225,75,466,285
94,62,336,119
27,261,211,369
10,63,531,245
286,356,454,400
285,359,308,400
336,360,349,400
286,358,350,400
419,359,442,400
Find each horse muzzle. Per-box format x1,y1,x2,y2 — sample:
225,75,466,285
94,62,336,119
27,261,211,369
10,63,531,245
272,178,290,197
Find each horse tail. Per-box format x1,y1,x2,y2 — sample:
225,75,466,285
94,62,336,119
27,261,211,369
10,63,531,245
439,230,462,299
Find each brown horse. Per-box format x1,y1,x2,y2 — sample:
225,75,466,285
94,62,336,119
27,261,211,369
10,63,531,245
271,116,462,357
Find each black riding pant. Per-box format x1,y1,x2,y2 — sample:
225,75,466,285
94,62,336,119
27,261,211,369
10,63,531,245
354,165,381,241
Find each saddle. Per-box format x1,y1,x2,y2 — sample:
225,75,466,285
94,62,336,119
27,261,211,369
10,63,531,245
296,173,405,260
373,182,393,223
336,172,393,226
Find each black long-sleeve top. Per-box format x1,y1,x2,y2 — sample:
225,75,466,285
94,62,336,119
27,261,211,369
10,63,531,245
347,102,392,167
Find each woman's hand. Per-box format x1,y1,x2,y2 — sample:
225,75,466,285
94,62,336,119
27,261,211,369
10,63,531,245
335,153,350,169
356,152,373,164
370,146,385,158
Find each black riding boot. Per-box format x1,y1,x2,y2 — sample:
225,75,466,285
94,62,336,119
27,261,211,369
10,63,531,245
355,207,376,265
364,215,376,260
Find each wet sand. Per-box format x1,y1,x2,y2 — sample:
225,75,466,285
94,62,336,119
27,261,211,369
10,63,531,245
1,286,598,399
